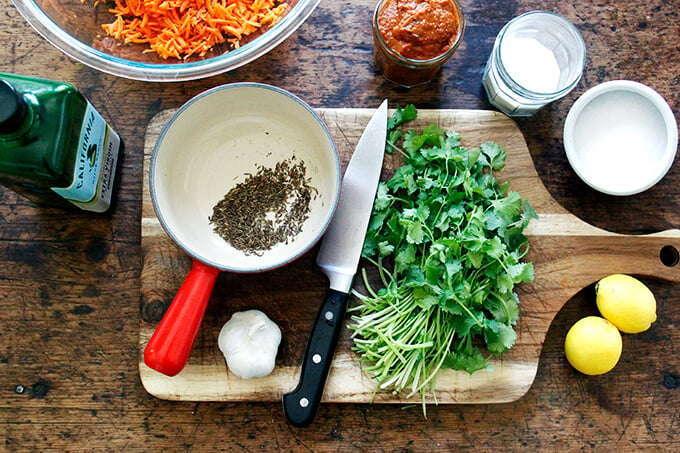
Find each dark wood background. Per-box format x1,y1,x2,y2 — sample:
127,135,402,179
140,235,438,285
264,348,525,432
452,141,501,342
1,0,679,450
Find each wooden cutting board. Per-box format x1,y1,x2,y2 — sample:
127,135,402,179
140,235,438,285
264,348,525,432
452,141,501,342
139,108,680,404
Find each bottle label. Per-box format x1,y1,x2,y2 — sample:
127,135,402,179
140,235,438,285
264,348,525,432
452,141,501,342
51,102,120,212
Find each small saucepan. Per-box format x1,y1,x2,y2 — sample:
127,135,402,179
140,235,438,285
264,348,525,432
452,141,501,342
144,83,341,376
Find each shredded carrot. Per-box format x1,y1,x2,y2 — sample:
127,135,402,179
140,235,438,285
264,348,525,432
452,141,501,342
88,0,289,60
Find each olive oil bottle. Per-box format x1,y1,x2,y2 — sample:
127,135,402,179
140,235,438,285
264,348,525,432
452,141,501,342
0,72,121,212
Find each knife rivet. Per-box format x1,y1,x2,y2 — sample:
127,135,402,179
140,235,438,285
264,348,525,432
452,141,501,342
299,398,309,408
313,354,322,364
324,311,334,321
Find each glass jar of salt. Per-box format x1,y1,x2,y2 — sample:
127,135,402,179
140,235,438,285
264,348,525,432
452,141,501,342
482,11,586,117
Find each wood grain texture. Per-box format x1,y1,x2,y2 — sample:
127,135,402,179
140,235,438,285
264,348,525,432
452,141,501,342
2,0,679,450
139,108,680,404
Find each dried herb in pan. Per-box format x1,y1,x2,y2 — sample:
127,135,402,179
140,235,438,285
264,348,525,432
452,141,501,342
209,157,317,255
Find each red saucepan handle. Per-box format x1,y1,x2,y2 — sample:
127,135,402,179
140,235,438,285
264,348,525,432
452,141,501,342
144,259,220,376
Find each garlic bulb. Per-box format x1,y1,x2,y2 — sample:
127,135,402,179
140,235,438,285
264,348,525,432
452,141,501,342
218,309,282,379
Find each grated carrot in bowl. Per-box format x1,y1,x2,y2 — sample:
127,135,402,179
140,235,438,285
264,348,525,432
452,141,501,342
89,0,290,60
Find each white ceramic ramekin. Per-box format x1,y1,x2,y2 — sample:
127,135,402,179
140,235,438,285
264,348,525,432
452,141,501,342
564,80,678,196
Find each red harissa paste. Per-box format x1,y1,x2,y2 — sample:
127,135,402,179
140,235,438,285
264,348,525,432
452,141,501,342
377,0,461,61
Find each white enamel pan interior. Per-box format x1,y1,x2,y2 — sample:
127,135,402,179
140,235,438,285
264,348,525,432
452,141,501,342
150,83,341,272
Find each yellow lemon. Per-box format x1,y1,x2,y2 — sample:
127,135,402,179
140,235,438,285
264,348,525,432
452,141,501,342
595,274,657,334
564,316,622,375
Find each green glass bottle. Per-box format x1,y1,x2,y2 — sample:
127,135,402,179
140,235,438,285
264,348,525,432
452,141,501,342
0,72,121,212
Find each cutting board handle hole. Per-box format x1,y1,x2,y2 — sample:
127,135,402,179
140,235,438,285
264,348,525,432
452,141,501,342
659,245,679,267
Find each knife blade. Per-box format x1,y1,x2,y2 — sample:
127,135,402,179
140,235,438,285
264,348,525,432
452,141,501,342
282,100,388,428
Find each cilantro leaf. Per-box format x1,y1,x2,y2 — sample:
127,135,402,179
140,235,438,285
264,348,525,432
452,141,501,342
387,104,417,130
484,319,517,353
480,141,506,171
445,350,489,374
485,292,520,324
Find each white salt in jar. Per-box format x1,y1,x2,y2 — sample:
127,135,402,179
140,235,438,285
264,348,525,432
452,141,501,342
482,11,586,117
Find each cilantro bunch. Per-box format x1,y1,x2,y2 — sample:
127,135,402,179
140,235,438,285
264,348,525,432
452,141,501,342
350,106,537,408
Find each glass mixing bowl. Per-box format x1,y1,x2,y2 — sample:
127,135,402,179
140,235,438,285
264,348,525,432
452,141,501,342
11,0,319,82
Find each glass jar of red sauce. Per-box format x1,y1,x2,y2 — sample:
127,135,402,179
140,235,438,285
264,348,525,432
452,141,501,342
372,0,465,88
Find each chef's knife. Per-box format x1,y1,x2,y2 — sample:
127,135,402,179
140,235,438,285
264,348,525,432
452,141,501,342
283,100,388,428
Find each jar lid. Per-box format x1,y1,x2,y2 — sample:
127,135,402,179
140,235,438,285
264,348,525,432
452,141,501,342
0,79,28,135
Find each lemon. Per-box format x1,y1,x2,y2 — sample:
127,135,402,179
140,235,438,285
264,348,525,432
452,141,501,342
564,316,622,375
595,274,657,334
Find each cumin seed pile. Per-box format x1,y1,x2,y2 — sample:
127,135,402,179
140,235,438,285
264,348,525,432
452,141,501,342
209,157,316,255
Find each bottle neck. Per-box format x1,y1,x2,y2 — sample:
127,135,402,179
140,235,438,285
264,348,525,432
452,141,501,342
0,79,34,139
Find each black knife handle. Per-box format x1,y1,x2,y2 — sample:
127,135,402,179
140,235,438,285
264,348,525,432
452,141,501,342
283,288,348,428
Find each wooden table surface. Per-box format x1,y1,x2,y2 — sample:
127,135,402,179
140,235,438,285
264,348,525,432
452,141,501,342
1,0,679,451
